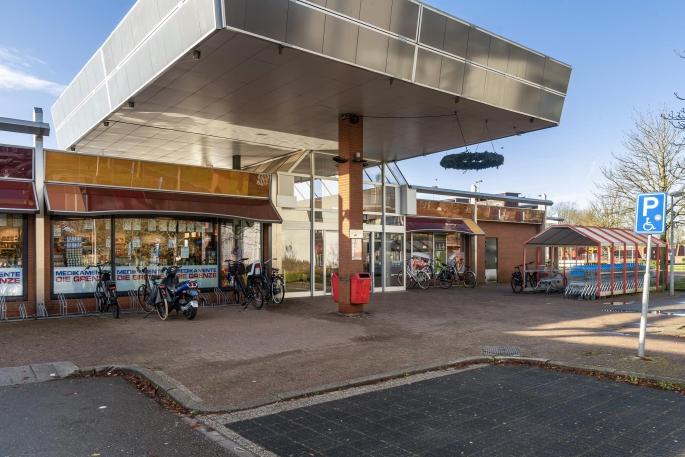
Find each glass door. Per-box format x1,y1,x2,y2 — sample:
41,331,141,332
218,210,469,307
324,231,338,294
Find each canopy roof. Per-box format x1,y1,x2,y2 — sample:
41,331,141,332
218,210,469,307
52,0,571,170
525,225,667,247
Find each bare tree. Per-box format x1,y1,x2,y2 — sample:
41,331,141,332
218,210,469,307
666,50,685,129
549,201,582,225
596,107,685,237
584,193,631,228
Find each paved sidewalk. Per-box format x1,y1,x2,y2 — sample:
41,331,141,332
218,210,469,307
1,284,685,407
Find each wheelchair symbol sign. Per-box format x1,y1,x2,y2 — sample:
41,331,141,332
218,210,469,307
634,192,667,235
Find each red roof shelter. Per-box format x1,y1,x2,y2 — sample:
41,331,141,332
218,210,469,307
524,225,667,298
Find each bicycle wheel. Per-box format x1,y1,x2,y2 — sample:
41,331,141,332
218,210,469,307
156,298,169,320
250,282,265,310
110,296,120,319
137,284,152,314
511,276,523,294
416,270,430,290
96,284,106,314
438,269,454,289
463,271,477,288
271,277,285,304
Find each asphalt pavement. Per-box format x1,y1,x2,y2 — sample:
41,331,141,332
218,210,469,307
0,376,233,457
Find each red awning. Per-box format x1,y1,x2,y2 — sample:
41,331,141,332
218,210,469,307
0,180,38,212
45,184,281,222
406,217,484,235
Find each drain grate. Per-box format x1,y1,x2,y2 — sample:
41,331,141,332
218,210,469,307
483,346,522,356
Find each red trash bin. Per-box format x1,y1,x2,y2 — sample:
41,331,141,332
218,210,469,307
351,272,372,304
331,272,339,302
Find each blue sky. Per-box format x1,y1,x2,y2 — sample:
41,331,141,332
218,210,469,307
1,0,684,206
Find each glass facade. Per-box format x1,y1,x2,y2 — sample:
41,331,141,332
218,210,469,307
407,232,466,272
51,216,260,296
52,217,111,295
282,228,311,293
0,213,26,297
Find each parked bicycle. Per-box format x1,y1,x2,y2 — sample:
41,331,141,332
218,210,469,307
87,263,120,319
226,259,266,309
453,263,477,288
136,264,162,316
511,261,536,294
260,259,285,304
393,259,430,289
434,258,457,289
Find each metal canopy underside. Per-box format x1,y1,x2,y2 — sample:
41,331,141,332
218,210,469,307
525,225,667,247
53,0,570,170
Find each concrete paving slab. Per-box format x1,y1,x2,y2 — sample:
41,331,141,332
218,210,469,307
0,365,36,386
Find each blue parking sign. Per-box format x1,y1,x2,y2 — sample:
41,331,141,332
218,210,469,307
634,192,667,234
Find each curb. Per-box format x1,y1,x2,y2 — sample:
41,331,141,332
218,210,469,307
75,357,685,415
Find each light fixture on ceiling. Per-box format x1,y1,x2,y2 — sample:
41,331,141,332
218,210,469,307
455,96,460,104
332,156,348,164
278,44,284,55
389,77,395,86
70,147,75,151
103,121,109,127
192,49,201,60
529,117,535,123
127,100,135,108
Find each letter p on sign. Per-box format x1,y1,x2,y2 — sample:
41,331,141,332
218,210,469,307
642,197,659,216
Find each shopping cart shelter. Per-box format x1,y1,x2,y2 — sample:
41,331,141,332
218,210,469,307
27,0,573,315
525,225,665,299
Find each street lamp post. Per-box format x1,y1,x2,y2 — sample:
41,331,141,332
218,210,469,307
670,191,685,296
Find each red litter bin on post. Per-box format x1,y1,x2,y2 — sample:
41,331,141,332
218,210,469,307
351,272,372,305
331,272,339,302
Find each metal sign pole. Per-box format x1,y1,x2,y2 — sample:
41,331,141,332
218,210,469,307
638,234,652,358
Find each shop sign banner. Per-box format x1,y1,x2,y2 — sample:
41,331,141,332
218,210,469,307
53,267,99,294
115,265,218,291
0,268,22,296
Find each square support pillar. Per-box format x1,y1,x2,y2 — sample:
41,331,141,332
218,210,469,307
338,114,364,314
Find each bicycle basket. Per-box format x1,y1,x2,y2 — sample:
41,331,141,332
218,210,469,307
101,271,111,282
231,262,246,276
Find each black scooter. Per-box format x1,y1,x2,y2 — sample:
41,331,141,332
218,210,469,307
152,265,199,320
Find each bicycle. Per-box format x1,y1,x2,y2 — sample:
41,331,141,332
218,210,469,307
453,262,477,288
393,259,430,289
136,265,162,316
227,259,266,309
434,258,457,289
87,263,120,319
260,259,285,304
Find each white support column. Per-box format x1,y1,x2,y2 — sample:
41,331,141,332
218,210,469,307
34,107,46,307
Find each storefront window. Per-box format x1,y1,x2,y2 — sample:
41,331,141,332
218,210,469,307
386,233,404,286
52,217,111,295
114,217,218,291
314,231,323,291
283,229,311,293
219,220,261,288
0,214,25,297
411,232,432,270
295,177,312,209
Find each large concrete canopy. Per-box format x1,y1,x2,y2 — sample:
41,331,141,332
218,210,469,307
52,0,571,169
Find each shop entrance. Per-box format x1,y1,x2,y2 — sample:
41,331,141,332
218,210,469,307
362,232,382,292
323,231,339,295
485,238,498,282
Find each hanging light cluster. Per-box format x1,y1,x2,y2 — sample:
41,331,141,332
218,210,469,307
440,151,504,171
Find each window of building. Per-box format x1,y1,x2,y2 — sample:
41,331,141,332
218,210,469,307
219,220,261,288
386,233,404,286
52,217,111,295
282,228,311,293
114,217,218,292
0,213,25,297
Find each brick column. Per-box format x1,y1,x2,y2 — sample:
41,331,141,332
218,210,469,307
338,114,364,314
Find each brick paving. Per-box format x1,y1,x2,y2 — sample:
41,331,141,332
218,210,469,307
1,284,685,407
225,364,685,456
